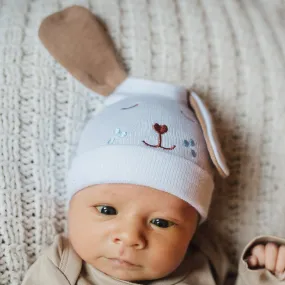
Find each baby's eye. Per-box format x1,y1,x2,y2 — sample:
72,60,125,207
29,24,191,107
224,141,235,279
151,218,175,228
95,205,117,215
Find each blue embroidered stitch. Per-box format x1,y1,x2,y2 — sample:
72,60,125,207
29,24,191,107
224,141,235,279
183,139,197,157
107,137,115,144
115,128,127,137
107,128,128,144
183,140,189,147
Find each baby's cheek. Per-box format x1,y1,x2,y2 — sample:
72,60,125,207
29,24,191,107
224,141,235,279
147,235,190,278
68,208,99,261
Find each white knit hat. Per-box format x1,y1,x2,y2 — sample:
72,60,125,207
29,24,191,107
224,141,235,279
67,77,229,221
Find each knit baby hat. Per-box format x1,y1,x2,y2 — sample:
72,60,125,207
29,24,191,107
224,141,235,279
67,77,229,221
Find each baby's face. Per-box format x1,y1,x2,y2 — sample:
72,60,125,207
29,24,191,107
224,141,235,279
68,184,198,282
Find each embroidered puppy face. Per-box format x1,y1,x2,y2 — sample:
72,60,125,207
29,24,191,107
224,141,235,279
109,100,200,158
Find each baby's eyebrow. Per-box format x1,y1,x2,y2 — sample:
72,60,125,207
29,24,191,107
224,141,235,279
158,215,186,225
157,209,186,220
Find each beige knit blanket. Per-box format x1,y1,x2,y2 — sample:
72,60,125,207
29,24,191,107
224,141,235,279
1,0,285,284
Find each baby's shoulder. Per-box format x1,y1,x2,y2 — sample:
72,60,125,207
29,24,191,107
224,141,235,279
22,235,83,285
43,234,82,277
44,234,71,265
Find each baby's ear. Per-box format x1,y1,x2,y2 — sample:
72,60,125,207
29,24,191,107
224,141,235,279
189,91,230,178
38,5,127,96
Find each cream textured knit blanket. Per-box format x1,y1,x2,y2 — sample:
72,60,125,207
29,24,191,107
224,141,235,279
1,0,285,284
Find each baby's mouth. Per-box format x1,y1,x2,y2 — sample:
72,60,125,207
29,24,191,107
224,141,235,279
108,258,139,267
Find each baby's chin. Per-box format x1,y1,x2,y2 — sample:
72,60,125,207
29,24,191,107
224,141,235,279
100,265,150,282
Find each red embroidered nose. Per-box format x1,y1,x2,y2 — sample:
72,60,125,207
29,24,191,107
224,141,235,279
143,123,176,151
153,123,168,134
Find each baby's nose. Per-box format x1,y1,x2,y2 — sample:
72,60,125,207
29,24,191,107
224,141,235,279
112,221,146,249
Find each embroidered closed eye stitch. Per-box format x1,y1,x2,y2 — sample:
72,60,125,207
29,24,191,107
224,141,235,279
121,104,139,110
180,110,196,123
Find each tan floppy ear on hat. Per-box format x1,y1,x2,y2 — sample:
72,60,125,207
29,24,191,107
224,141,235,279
189,91,230,178
38,5,127,96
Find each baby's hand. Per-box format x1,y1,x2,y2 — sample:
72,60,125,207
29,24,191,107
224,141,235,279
247,243,285,274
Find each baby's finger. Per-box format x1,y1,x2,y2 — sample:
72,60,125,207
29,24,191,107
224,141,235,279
251,244,265,267
275,245,285,273
247,255,258,268
265,243,278,272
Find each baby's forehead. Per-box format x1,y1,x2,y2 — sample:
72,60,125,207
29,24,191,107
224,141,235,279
87,183,192,211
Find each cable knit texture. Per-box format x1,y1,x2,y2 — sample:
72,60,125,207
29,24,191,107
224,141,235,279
1,0,285,284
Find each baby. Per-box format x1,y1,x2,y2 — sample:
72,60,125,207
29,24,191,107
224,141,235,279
21,77,285,285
